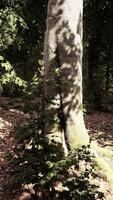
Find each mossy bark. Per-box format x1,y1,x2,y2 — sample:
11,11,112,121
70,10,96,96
44,0,89,151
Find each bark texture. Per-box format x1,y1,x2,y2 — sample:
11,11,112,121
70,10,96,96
44,0,89,150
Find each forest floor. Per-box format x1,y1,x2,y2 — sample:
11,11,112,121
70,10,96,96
0,96,113,200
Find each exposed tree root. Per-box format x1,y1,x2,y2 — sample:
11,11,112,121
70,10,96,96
91,141,113,184
95,156,113,184
91,141,113,158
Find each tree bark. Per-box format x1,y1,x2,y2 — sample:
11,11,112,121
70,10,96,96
44,0,89,151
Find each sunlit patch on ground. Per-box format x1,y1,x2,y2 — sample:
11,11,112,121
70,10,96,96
0,117,12,139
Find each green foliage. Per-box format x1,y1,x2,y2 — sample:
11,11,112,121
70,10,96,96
0,0,48,96
0,55,27,95
0,7,27,49
0,4,29,95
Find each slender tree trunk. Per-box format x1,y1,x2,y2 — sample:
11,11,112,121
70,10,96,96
44,0,89,151
105,46,111,105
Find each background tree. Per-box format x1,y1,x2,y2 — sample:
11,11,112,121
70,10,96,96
83,0,113,111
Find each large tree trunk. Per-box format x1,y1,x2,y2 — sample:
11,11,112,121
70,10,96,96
44,0,89,151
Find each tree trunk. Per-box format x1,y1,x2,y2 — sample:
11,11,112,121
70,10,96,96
44,0,89,151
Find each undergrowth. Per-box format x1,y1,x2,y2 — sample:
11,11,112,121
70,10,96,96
8,98,105,200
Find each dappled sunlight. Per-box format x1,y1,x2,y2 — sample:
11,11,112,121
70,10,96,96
44,0,89,150
0,117,12,135
0,117,12,127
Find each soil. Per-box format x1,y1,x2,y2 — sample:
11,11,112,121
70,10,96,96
0,97,113,200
